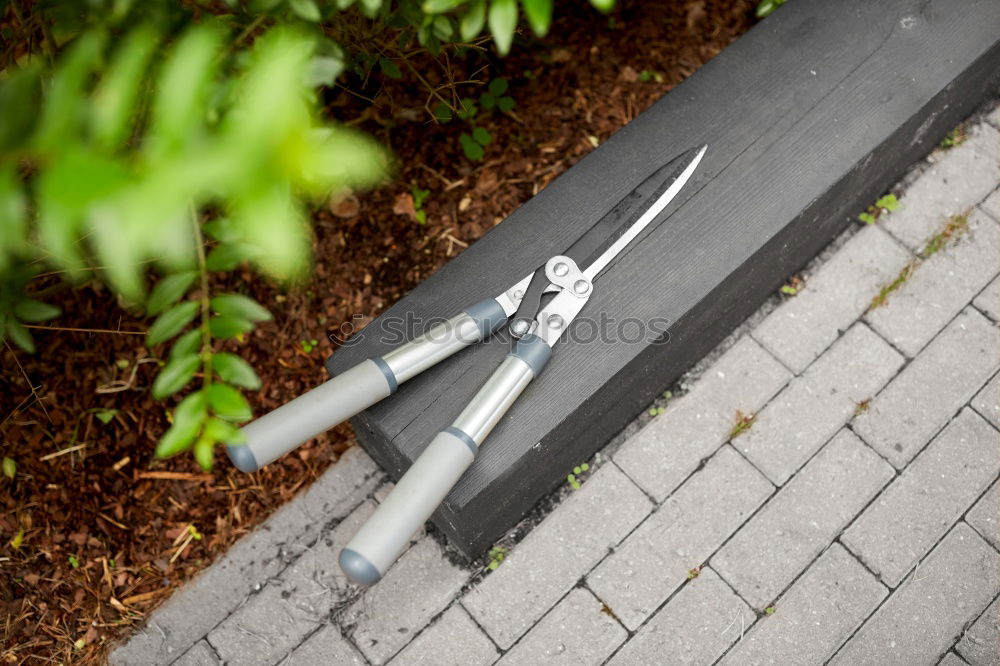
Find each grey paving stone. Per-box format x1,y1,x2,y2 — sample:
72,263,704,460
989,105,1000,131
344,536,468,665
981,189,1000,224
462,464,651,649
737,323,904,485
866,210,1000,358
207,500,376,666
497,588,626,666
719,544,887,666
831,524,1000,666
387,605,498,666
972,373,1000,429
110,447,381,666
957,596,1000,666
974,276,1000,322
606,568,752,666
967,481,1000,550
173,641,219,666
853,307,1000,468
752,225,912,374
284,625,367,666
712,430,893,610
882,137,1000,251
588,446,772,630
966,122,1000,164
940,653,972,666
614,337,790,501
843,409,1000,587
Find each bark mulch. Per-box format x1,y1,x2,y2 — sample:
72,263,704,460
0,2,755,662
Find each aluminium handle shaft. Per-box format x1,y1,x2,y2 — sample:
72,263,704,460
339,334,551,585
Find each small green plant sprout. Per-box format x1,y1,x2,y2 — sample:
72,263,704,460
648,406,665,416
566,472,580,490
486,546,507,571
939,125,967,149
756,0,788,18
639,70,664,83
411,186,430,225
92,408,119,425
729,410,756,439
687,566,701,580
187,524,203,541
858,194,899,225
300,338,320,353
854,398,872,417
663,390,673,400
2,457,15,480
479,78,515,113
780,275,804,296
68,555,80,569
9,528,25,549
764,605,776,616
566,462,590,490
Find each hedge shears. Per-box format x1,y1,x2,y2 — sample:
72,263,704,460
228,145,707,584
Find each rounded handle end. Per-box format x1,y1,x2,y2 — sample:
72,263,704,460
339,547,383,586
226,444,260,473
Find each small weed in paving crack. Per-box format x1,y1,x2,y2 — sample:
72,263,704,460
780,275,805,296
763,605,776,616
939,124,967,149
485,546,508,572
728,410,757,440
858,193,899,225
687,566,702,580
868,211,970,310
854,398,872,417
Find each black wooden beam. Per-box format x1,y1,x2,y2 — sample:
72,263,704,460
328,0,1000,557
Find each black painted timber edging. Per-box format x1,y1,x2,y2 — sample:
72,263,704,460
327,0,1000,558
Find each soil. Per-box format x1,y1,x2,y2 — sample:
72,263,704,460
0,2,756,663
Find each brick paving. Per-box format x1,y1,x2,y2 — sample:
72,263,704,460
111,109,1000,666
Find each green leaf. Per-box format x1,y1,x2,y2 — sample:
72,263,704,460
876,194,899,212
460,133,485,160
858,212,876,225
460,0,486,41
488,78,509,96
147,301,199,347
203,416,246,445
152,354,200,399
193,434,215,471
155,391,207,458
207,383,253,422
171,328,203,360
432,102,453,123
2,457,15,479
34,31,106,151
755,0,778,18
92,25,159,150
147,271,198,316
488,0,518,55
472,126,492,146
433,15,454,40
289,0,322,21
94,408,119,424
209,314,254,339
359,0,382,17
13,299,60,322
210,294,272,322
480,92,496,110
521,0,552,36
423,0,463,12
379,57,403,79
212,353,262,389
588,0,614,12
5,319,35,354
497,96,515,112
206,244,256,272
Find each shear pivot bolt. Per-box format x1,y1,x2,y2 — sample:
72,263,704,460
553,262,569,277
513,289,524,299
511,319,530,336
548,314,565,329
573,279,590,294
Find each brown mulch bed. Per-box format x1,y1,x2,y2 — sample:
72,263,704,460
0,2,755,663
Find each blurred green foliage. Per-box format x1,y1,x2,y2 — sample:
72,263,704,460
0,0,615,468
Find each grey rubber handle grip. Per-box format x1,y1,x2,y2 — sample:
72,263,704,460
227,359,392,472
339,429,476,585
338,335,551,585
